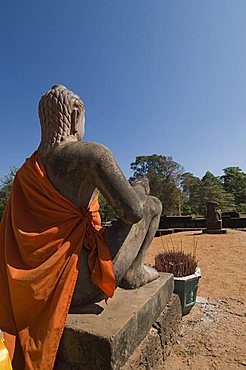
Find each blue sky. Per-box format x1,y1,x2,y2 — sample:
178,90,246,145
1,0,246,180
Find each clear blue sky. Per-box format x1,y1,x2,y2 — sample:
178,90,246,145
1,0,246,180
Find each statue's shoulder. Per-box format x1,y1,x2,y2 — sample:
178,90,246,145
41,141,116,183
52,141,114,163
68,141,112,157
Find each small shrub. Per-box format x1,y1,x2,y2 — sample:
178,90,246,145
154,250,197,277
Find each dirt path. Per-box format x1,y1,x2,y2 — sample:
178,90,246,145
145,230,246,369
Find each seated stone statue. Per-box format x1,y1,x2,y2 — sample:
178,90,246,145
37,85,162,305
0,85,162,369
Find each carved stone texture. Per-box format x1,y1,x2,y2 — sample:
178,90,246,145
38,85,162,306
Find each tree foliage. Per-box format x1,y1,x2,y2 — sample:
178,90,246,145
98,193,116,222
0,167,18,221
181,172,201,215
221,167,246,209
181,171,235,215
130,154,183,215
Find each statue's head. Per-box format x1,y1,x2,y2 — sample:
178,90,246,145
207,201,218,210
38,85,85,152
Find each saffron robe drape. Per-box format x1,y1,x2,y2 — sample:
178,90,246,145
0,152,116,369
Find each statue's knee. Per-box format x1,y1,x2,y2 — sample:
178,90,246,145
147,196,162,217
154,197,162,216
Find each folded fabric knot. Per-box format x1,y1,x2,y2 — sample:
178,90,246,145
81,206,93,221
0,151,116,370
84,221,97,250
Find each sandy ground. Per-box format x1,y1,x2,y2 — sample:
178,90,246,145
145,230,246,369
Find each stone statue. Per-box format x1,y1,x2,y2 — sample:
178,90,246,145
38,84,162,306
206,201,222,230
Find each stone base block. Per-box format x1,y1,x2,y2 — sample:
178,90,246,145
207,220,222,230
123,294,181,369
55,273,180,370
203,229,227,234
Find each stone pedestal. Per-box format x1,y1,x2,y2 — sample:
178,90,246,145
55,273,181,370
207,220,222,230
203,229,227,234
123,294,181,369
203,220,227,234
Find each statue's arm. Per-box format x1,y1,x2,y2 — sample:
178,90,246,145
92,144,144,224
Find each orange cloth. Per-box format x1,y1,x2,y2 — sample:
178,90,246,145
0,151,116,369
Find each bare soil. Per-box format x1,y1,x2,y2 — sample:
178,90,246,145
145,230,246,369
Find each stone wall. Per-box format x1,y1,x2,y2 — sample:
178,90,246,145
159,215,246,230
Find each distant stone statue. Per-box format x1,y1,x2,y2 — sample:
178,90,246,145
203,201,226,234
0,85,162,369
206,201,222,229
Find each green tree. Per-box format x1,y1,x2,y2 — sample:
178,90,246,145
199,172,235,214
221,167,246,208
181,172,201,214
130,154,183,215
98,193,116,222
0,167,18,221
181,171,235,215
